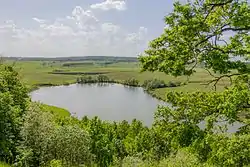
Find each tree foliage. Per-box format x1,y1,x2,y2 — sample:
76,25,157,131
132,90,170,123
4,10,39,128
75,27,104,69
139,0,250,78
1,1,250,167
19,104,92,167
0,65,29,162
139,0,250,166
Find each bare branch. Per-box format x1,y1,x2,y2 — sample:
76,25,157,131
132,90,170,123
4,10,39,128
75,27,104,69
205,68,216,78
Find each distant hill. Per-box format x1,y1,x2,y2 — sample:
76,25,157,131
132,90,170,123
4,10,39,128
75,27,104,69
2,56,139,62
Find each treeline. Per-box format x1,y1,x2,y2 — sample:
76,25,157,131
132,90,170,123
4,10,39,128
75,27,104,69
3,56,138,62
62,62,94,67
77,75,182,90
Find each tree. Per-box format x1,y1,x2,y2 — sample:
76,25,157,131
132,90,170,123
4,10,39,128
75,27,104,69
139,0,250,82
19,104,55,167
0,65,29,163
49,125,92,166
139,0,250,166
20,104,93,167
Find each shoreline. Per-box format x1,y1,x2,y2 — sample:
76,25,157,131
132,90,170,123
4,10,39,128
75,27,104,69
29,81,167,102
30,82,168,125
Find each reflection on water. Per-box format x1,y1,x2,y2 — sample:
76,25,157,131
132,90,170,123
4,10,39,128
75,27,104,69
30,83,243,132
30,83,165,126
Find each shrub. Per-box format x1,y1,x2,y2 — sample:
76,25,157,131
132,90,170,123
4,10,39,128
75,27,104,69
97,75,110,82
159,149,202,167
19,104,56,166
19,104,93,167
142,79,166,90
49,160,62,167
77,75,113,84
77,75,96,83
48,125,93,166
123,78,139,87
166,81,181,87
206,134,250,167
113,156,150,167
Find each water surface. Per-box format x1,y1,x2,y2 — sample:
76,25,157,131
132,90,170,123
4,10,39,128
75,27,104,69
30,83,244,132
31,83,165,126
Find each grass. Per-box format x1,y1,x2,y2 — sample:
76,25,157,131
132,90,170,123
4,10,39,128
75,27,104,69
39,103,71,118
5,60,230,100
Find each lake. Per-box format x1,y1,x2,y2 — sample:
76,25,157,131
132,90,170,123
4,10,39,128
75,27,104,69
30,83,165,126
30,83,244,132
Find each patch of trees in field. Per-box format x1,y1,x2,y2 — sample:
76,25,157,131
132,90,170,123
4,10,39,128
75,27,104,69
76,75,182,90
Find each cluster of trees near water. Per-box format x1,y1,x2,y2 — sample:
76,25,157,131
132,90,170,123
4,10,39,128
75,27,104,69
77,75,181,90
1,0,250,166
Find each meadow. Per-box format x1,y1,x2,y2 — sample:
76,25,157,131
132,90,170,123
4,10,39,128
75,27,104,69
6,59,229,100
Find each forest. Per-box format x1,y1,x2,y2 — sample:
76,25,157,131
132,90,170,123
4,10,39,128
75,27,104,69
1,0,250,167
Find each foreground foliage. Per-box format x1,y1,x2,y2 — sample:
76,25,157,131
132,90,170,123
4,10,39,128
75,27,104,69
1,66,250,167
1,0,250,167
0,65,29,163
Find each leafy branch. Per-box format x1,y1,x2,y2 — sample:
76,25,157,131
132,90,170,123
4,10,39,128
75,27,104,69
205,73,242,90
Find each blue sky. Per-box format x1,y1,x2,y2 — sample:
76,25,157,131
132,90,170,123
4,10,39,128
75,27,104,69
0,0,177,57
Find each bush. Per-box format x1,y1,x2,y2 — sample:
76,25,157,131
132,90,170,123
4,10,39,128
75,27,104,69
97,75,111,82
142,79,166,90
19,104,56,166
77,75,113,84
48,125,93,166
123,78,139,87
206,134,250,167
166,81,181,87
49,160,62,167
159,149,202,167
142,79,182,90
19,104,92,167
113,150,203,167
77,75,96,83
113,156,147,167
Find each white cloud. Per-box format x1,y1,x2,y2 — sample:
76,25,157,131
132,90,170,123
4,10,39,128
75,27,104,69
0,5,148,57
90,0,126,11
126,27,148,43
32,17,46,24
101,23,120,34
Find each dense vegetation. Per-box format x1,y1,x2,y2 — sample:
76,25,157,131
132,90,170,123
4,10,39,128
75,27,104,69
1,0,250,167
1,64,250,166
77,75,181,91
77,75,114,84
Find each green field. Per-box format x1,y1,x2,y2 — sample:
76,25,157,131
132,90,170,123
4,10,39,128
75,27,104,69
6,60,230,100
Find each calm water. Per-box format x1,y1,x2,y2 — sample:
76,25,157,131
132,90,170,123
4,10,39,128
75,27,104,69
30,83,165,126
30,83,244,131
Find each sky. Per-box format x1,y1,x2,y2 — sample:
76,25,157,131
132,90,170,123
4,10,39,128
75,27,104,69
0,0,180,57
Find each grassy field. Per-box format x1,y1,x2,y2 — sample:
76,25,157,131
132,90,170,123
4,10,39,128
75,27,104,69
6,60,230,100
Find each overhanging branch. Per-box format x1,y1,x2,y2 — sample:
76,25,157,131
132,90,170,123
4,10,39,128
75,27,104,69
205,73,242,90
208,0,233,7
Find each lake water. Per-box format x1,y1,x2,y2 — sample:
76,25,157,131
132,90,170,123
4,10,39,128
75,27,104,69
30,83,244,132
30,83,165,126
